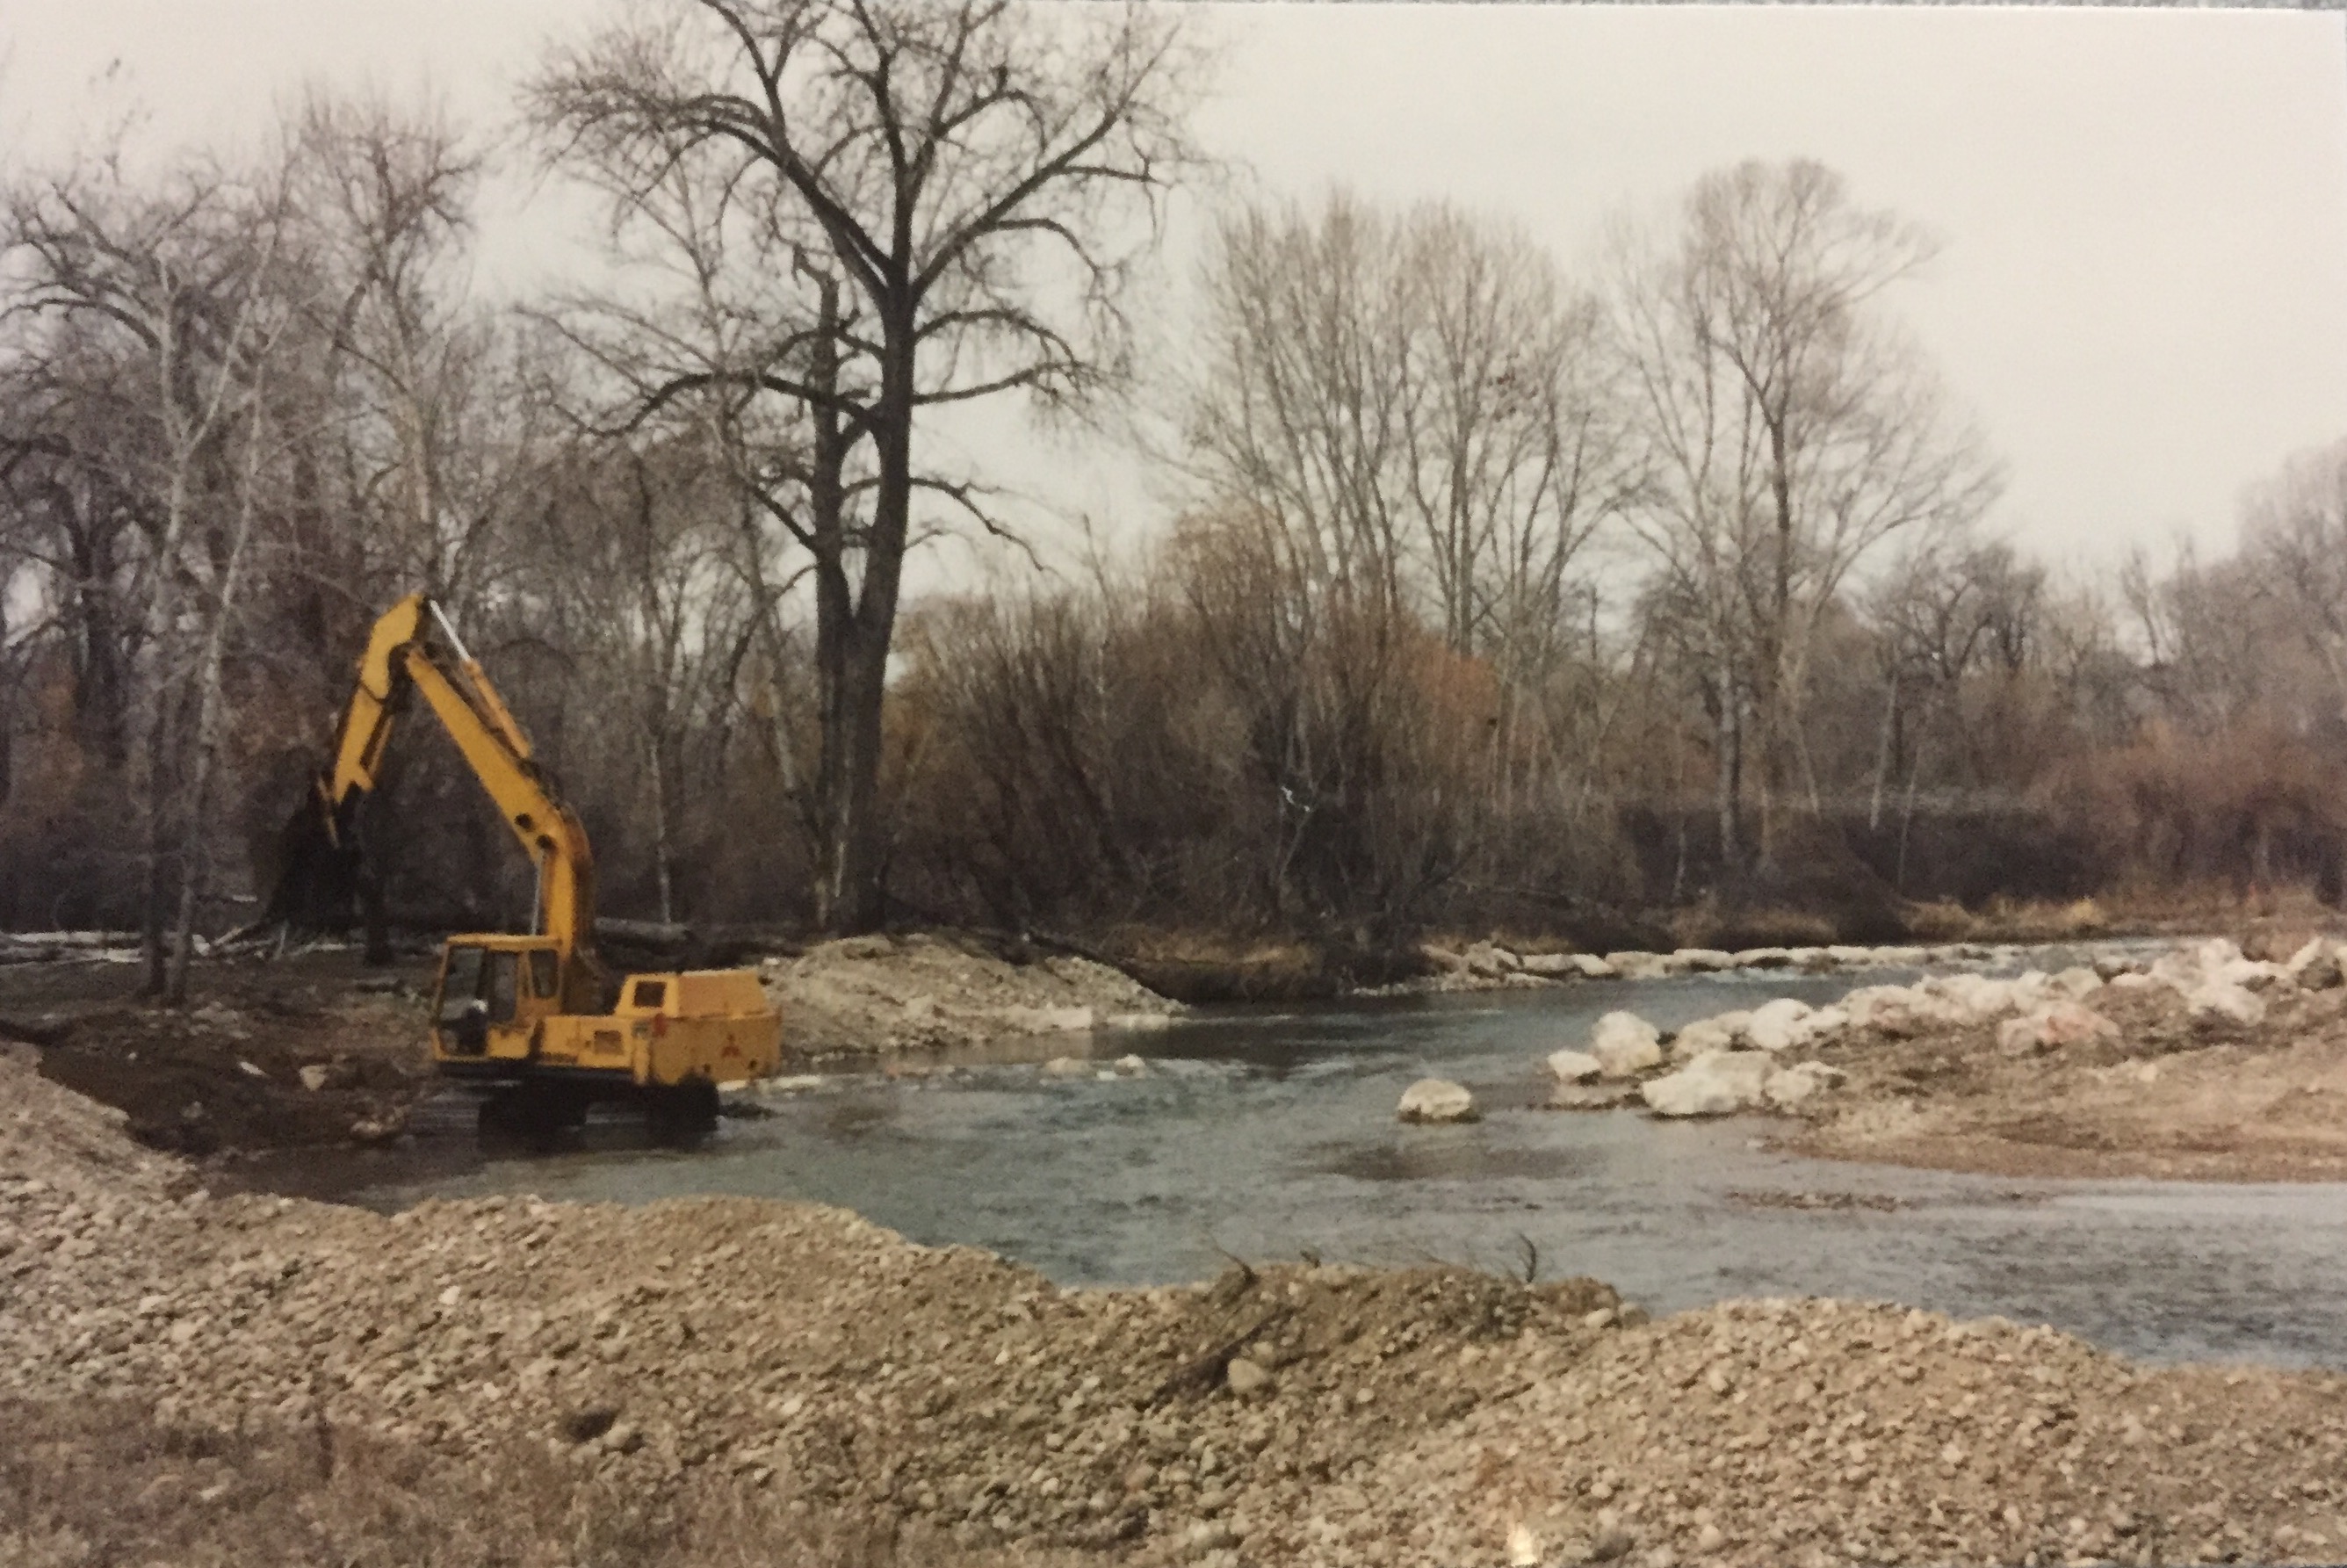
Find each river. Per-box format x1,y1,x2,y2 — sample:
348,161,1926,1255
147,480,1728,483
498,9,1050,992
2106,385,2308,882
328,960,2347,1369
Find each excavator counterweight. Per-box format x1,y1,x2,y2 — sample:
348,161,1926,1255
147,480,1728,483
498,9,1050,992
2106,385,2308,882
273,595,781,1133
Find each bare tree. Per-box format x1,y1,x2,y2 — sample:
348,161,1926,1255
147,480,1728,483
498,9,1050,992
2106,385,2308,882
2,146,302,993
1187,191,1628,671
1611,157,2001,868
529,0,1205,934
2242,436,2347,719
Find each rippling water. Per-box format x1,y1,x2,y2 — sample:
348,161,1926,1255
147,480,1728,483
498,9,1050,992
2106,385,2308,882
336,960,2347,1369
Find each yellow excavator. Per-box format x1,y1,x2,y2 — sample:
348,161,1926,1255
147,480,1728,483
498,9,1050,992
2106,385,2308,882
271,593,781,1136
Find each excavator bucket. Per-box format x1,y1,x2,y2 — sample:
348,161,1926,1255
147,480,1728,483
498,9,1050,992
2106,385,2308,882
260,785,363,935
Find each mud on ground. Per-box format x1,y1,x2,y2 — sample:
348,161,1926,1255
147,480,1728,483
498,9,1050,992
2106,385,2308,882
8,1049,2347,1568
1787,957,2347,1181
0,949,435,1158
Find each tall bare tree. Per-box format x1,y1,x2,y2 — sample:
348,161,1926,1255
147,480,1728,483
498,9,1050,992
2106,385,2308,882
3,145,303,992
529,0,1204,933
1612,157,2001,868
1188,191,1628,671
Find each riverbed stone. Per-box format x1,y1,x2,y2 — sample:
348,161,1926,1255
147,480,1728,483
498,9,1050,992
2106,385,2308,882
1568,954,1620,979
1589,1013,1664,1078
1397,1079,1479,1124
1465,943,1521,979
1742,998,1816,1053
1668,1012,1751,1062
1605,952,1672,981
2186,980,2264,1031
1547,1049,1604,1083
1674,949,1736,972
1643,1051,1773,1117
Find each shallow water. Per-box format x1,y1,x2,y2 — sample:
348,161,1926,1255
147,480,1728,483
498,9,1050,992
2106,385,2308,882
346,963,2347,1369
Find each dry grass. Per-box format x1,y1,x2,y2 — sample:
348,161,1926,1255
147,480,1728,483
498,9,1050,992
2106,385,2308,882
0,1398,1077,1568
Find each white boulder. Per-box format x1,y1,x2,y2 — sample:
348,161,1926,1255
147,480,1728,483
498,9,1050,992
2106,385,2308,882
1731,947,1795,970
1547,1049,1604,1084
1643,1049,1774,1117
1668,1010,1751,1061
1519,952,1576,978
1397,1078,1480,1124
1743,997,1817,1052
2186,980,2265,1030
1605,951,1673,981
1674,948,1737,972
1464,942,1522,979
1568,953,1621,979
1840,984,1918,1032
1589,1012,1665,1078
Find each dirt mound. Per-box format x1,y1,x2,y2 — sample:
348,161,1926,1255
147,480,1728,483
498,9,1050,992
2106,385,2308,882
768,933,1181,1059
10,1050,2347,1566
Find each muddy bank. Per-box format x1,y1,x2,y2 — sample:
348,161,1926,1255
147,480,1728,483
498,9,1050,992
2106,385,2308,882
11,1050,2347,1568
0,950,434,1157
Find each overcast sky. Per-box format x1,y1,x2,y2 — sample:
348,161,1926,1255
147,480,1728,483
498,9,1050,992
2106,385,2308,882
6,2,2344,583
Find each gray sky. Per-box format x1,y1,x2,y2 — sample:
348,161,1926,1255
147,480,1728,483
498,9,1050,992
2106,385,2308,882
7,2,2345,581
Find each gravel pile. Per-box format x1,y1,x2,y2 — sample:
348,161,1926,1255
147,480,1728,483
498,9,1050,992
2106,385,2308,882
9,1049,2347,1566
768,933,1182,1059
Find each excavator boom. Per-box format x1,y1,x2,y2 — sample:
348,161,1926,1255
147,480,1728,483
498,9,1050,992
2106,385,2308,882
274,593,604,1008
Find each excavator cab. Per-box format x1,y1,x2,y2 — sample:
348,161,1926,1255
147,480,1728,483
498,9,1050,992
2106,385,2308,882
429,935,565,1067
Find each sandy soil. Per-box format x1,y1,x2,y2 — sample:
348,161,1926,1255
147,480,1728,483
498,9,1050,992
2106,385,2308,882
8,1049,2347,1568
1785,957,2347,1182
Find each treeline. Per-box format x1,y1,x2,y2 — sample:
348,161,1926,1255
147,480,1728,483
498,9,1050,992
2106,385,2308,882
3,1,2343,990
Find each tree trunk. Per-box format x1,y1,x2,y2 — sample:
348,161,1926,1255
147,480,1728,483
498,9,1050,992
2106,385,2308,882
802,277,906,936
167,415,266,1003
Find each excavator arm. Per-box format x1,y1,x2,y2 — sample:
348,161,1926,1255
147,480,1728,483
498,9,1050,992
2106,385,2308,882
271,594,607,1010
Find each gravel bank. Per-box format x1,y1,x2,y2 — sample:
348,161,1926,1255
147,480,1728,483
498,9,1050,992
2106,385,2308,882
7,1048,2347,1567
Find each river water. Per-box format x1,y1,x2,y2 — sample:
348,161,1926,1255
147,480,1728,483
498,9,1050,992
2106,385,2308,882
340,964,2347,1369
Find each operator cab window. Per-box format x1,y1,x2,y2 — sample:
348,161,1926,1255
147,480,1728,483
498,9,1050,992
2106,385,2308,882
437,948,485,1024
486,950,520,1024
632,979,667,1009
528,949,560,998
